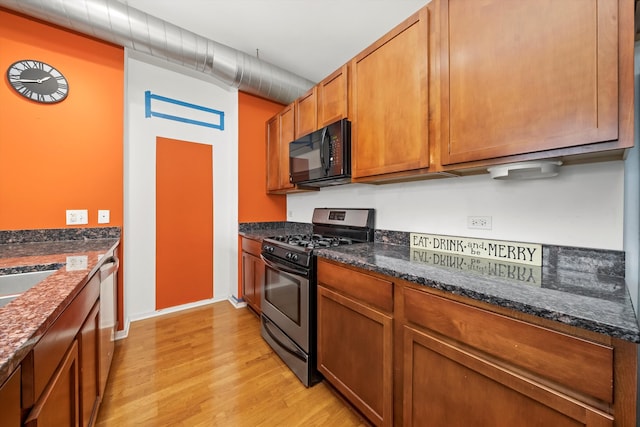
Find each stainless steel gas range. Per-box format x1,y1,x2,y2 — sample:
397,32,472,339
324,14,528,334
260,208,375,387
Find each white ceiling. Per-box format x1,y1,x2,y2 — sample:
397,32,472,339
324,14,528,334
122,0,429,84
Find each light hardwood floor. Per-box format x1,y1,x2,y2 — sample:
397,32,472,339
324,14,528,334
95,301,369,426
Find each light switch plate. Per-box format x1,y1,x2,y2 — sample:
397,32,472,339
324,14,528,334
66,209,88,225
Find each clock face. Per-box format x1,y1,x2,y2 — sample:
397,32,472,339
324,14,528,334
6,60,69,104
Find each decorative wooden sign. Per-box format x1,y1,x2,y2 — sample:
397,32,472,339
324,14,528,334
410,233,542,266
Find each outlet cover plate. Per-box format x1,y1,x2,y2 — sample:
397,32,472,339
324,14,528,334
467,216,492,230
98,210,110,224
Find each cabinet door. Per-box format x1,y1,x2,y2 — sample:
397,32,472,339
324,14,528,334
252,254,264,313
350,7,429,180
317,64,348,128
242,251,263,314
266,114,281,192
317,286,393,426
25,340,79,427
266,104,296,193
0,367,21,427
439,0,620,165
242,251,255,307
79,303,100,427
403,326,613,427
295,87,317,139
278,104,295,190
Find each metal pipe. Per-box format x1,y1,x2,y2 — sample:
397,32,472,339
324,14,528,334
0,0,314,104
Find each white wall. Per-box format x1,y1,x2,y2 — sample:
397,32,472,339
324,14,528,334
123,51,238,327
288,161,625,251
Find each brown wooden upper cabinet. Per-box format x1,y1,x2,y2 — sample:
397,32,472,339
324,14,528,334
438,0,633,166
295,87,317,139
350,7,430,182
266,103,297,193
295,64,349,140
317,65,349,128
265,0,633,189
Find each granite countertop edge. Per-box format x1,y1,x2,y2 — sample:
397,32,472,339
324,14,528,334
315,242,640,344
0,227,121,386
239,222,640,342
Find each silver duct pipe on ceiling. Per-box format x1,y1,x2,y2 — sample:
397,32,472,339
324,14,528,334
0,0,314,105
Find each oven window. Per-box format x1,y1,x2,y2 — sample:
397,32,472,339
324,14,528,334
264,267,301,325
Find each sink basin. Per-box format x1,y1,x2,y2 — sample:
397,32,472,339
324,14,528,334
0,270,56,307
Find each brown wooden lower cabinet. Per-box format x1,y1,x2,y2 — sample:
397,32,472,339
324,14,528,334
317,259,394,426
403,326,613,427
25,340,80,427
316,258,637,427
241,236,264,314
10,264,117,427
0,366,21,427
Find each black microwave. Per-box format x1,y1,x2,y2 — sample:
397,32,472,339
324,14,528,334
289,118,351,187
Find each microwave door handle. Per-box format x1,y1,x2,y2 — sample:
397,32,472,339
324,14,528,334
320,127,329,175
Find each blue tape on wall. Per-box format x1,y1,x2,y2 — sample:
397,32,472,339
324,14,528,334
144,90,225,130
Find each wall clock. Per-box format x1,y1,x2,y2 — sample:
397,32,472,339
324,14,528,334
6,59,69,104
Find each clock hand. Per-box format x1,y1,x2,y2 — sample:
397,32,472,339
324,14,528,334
16,76,52,83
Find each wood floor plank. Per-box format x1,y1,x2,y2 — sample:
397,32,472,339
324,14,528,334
95,301,369,426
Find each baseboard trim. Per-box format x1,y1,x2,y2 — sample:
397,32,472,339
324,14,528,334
127,296,228,324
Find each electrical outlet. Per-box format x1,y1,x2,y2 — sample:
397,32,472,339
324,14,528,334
467,216,492,230
66,209,88,225
98,210,110,224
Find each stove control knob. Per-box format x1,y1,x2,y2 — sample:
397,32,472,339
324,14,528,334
264,246,274,253
290,254,299,262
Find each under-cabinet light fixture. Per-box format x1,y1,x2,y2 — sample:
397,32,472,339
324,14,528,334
487,160,562,180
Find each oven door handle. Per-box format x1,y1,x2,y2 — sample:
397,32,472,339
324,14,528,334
260,253,309,277
262,316,307,362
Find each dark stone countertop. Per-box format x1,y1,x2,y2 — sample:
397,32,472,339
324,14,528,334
239,221,312,241
0,228,120,386
316,242,640,343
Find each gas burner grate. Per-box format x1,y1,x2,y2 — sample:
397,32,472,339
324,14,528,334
271,234,355,249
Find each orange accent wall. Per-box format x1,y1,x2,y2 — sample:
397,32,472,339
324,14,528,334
0,8,124,230
238,92,287,298
238,92,287,222
156,137,213,310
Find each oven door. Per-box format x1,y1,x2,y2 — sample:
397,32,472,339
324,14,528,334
260,252,310,352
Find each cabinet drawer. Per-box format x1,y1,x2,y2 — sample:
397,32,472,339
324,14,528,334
33,273,99,400
241,237,262,257
403,287,613,403
317,259,393,313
